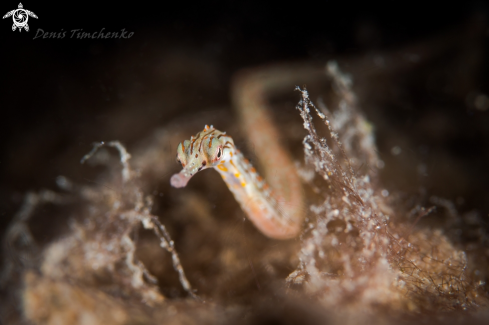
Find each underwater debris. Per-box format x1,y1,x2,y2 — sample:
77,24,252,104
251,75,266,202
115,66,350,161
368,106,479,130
287,63,486,314
1,140,202,324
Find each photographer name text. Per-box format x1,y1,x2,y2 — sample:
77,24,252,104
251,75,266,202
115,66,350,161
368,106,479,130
33,28,134,40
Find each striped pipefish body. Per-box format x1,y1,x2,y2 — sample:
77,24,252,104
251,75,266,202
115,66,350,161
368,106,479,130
170,125,303,239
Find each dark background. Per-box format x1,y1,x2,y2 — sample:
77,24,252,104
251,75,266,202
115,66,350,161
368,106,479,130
1,1,488,241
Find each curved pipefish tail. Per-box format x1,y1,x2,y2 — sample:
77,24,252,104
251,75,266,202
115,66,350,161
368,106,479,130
230,64,325,237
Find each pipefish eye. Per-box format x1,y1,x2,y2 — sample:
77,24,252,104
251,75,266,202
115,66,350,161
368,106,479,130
217,147,222,159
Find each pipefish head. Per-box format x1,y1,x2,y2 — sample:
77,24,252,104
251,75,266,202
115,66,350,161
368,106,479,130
170,125,232,188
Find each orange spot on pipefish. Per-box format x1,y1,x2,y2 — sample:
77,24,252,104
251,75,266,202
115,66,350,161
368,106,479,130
217,164,228,172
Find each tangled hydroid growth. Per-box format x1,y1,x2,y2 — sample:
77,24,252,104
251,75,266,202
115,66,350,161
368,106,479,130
1,141,204,323
287,62,484,312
